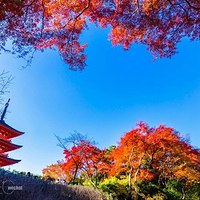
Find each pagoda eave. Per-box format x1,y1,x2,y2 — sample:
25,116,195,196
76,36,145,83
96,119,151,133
0,120,24,139
0,155,21,167
0,139,22,153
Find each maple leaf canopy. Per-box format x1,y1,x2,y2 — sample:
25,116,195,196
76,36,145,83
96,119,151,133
0,0,199,70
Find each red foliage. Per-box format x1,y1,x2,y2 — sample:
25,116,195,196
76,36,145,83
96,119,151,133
42,122,200,186
1,0,200,69
62,140,109,183
110,122,200,185
42,160,66,180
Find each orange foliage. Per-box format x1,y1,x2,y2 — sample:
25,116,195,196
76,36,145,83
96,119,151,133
42,122,200,186
42,160,66,180
62,140,109,183
1,0,200,69
110,122,200,186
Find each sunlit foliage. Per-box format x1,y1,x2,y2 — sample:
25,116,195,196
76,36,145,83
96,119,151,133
1,0,200,69
43,122,200,199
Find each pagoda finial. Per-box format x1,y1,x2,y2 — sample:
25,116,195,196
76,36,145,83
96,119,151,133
1,98,10,121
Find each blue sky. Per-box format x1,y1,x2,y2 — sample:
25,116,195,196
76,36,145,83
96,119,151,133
1,23,200,175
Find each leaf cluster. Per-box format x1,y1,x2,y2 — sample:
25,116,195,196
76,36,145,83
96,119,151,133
1,0,200,69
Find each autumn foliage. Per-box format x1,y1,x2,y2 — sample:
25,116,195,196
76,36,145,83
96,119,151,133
42,160,66,181
43,122,200,199
49,134,110,186
110,122,200,186
62,140,106,183
1,0,200,70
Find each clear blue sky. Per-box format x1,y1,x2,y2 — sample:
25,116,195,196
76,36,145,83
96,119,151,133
1,23,200,175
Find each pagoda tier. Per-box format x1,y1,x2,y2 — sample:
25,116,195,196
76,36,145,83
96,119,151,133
0,139,22,153
0,99,23,167
0,155,21,167
0,120,24,139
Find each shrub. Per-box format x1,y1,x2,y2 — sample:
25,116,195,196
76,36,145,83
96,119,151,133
0,169,109,200
98,177,129,200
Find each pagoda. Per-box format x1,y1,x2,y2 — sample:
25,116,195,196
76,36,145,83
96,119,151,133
0,99,23,167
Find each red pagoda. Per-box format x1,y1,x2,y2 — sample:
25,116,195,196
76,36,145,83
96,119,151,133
0,99,23,167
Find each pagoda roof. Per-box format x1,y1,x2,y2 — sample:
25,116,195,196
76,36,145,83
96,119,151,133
0,120,24,139
0,155,21,167
0,139,22,153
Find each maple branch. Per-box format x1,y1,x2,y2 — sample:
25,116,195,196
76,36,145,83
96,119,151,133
81,166,97,188
182,187,186,200
136,0,140,13
70,145,88,183
167,0,188,15
20,49,36,69
0,45,11,54
151,0,189,57
134,156,143,183
132,153,146,199
75,0,91,20
128,147,134,188
41,0,45,38
147,147,160,169
184,0,200,10
56,133,92,184
62,0,90,29
63,0,91,51
23,0,38,22
131,0,140,16
55,134,67,150
170,14,189,40
1,0,38,21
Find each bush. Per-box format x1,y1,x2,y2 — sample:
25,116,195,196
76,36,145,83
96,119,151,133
0,169,109,200
98,177,129,200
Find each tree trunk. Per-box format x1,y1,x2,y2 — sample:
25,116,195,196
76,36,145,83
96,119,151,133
128,148,134,188
72,165,79,184
129,166,133,188
182,187,185,200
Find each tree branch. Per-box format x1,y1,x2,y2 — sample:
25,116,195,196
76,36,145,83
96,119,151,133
185,0,200,10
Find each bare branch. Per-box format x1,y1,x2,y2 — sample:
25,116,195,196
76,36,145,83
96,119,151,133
0,71,14,105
